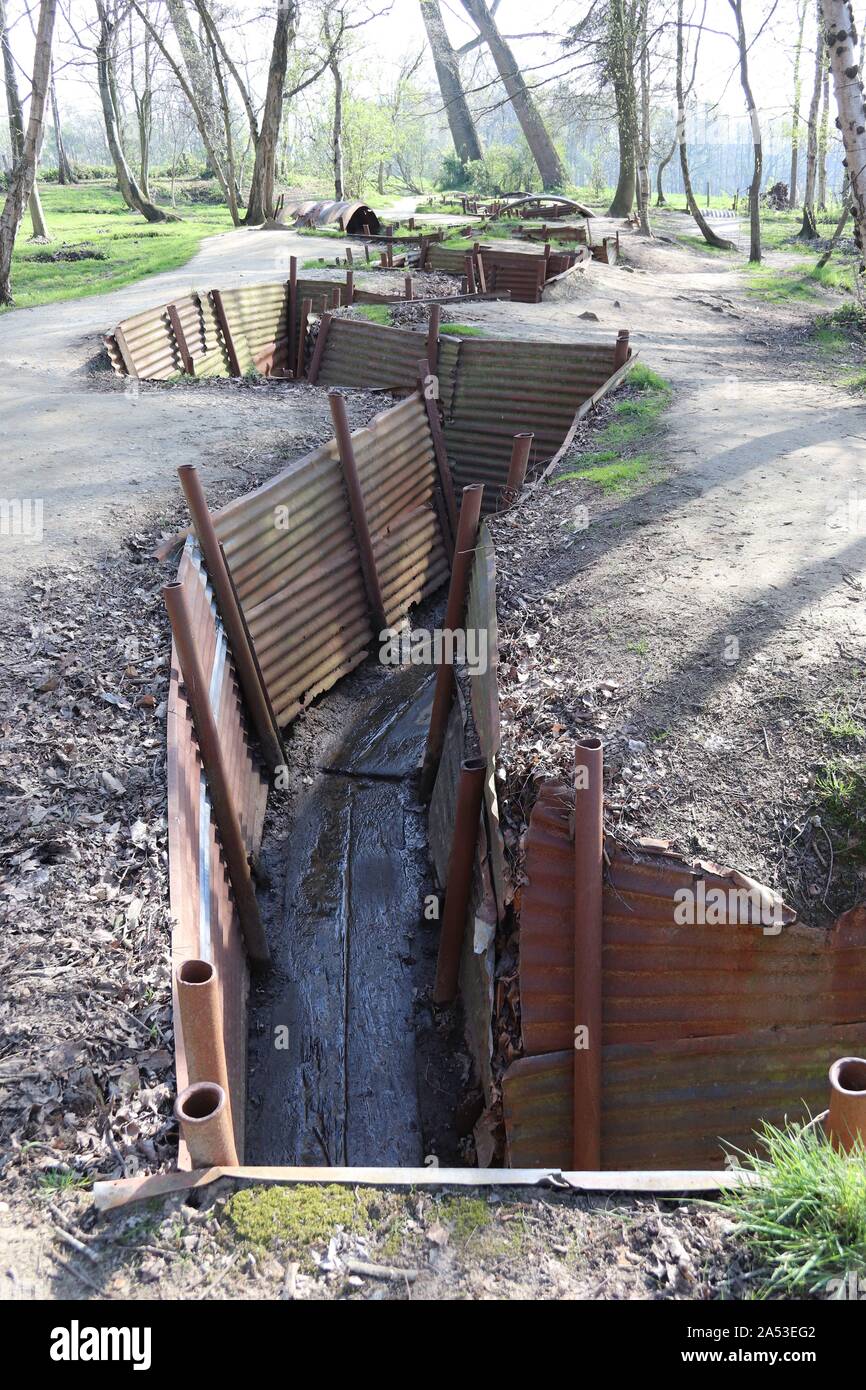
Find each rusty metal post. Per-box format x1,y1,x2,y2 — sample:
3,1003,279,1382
614,329,630,370
426,304,441,375
573,737,604,1170
210,289,242,377
827,1057,866,1152
498,432,534,509
464,254,478,295
380,251,389,268
328,391,388,635
307,312,332,385
345,270,354,303
288,256,298,378
404,274,414,300
418,484,484,799
175,1082,238,1168
176,961,233,1149
178,465,284,776
295,297,312,379
433,757,488,1005
163,582,271,969
167,303,195,375
473,245,486,292
416,357,458,543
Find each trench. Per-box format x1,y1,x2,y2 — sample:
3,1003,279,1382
245,656,476,1167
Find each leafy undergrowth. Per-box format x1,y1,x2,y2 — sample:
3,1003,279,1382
4,183,234,311
723,1121,866,1297
556,362,672,496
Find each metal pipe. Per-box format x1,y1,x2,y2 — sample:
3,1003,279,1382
500,432,534,508
345,270,354,303
288,257,298,378
572,737,604,1170
177,465,284,776
174,1082,238,1168
614,329,630,370
210,289,242,378
464,254,478,295
404,274,414,301
167,303,195,375
176,960,236,1156
328,391,388,635
418,484,484,799
163,581,271,968
427,303,441,374
296,297,313,380
827,1056,866,1152
416,356,458,545
307,312,332,385
433,756,488,1004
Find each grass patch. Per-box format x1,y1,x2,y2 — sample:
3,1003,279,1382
225,1184,363,1255
560,455,653,493
555,362,672,497
748,260,853,303
4,183,234,312
440,322,486,336
36,1170,90,1193
353,303,391,325
818,703,866,741
722,1120,866,1297
679,233,736,255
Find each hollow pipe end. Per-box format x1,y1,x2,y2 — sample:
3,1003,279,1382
177,958,216,988
175,1081,227,1126
829,1056,866,1095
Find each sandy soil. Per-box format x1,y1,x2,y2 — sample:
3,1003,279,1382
1,210,864,1301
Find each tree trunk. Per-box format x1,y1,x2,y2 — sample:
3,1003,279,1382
655,138,675,205
676,0,735,249
330,55,344,199
95,2,173,223
459,0,566,189
0,0,56,304
165,0,221,168
789,0,808,205
419,0,482,165
801,3,824,238
820,0,866,272
636,0,652,234
818,61,829,209
1,0,49,238
245,4,296,224
607,0,638,216
728,0,762,263
378,159,385,195
50,63,73,184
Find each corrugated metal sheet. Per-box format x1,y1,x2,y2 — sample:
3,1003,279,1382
466,523,507,919
216,283,290,376
478,249,547,303
504,777,866,1168
167,539,269,1164
503,1025,866,1169
316,317,426,392
208,392,451,726
292,199,381,234
424,243,470,275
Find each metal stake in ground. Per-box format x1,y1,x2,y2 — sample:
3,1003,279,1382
433,757,488,1005
163,581,271,969
499,433,534,510
573,738,604,1170
418,484,484,800
177,464,284,776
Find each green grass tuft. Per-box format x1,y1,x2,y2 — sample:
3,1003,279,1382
225,1184,363,1254
722,1120,866,1297
439,322,486,336
559,455,653,493
748,261,853,302
353,303,391,324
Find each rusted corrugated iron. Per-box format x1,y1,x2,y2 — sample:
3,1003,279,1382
167,539,269,1164
291,199,381,234
316,317,427,392
504,777,866,1168
503,1025,866,1170
214,283,291,376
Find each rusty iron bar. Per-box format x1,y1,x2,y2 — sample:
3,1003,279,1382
295,296,312,380
614,329,631,370
404,274,414,301
177,464,284,775
210,289,243,378
573,737,604,1170
827,1056,866,1152
464,254,478,296
174,1082,238,1167
307,312,332,385
328,391,388,636
176,960,232,1139
416,357,458,545
473,244,487,293
426,304,441,375
167,303,195,376
418,484,484,800
163,581,271,969
345,270,354,303
288,257,298,378
433,756,488,1005
498,432,534,510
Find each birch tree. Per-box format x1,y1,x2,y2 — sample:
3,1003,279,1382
728,0,773,263
820,0,866,274
0,0,56,305
1,0,49,239
789,0,809,205
676,0,735,249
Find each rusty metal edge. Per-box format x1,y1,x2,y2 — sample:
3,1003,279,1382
536,351,639,485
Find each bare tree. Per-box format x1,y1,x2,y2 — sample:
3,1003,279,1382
801,1,824,238
1,0,49,238
419,0,482,165
459,0,566,189
728,0,773,263
655,136,675,205
605,0,639,216
129,7,156,198
676,0,735,249
818,55,830,208
789,0,808,205
49,61,73,183
164,0,220,164
244,2,296,223
0,0,57,304
635,0,651,233
324,13,345,198
821,0,866,274
95,0,175,221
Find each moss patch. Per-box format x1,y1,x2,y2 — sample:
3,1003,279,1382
225,1184,363,1252
438,1195,493,1242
